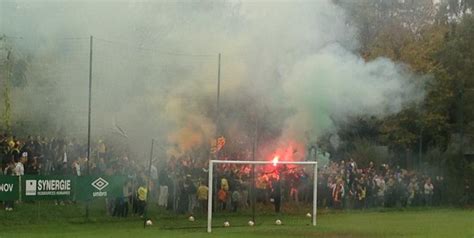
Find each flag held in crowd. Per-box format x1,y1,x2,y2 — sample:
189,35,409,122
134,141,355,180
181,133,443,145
210,136,226,153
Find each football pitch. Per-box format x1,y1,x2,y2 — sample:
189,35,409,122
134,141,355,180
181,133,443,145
1,203,472,238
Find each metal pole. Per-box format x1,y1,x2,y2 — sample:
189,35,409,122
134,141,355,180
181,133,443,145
418,127,423,169
215,53,221,149
87,35,93,175
251,112,258,223
85,35,93,221
213,53,221,215
459,77,465,170
251,163,256,223
312,163,317,226
144,139,154,228
207,161,214,233
217,53,221,122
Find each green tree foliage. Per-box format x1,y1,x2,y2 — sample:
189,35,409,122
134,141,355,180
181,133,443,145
334,0,473,169
0,35,30,132
437,16,474,137
348,139,392,168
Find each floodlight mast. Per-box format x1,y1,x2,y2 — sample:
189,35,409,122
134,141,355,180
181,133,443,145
207,160,318,233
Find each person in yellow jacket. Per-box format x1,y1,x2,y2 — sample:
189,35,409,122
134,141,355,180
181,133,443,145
196,182,209,214
137,185,148,217
221,177,229,191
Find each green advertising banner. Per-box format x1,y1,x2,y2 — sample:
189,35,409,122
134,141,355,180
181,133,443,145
0,176,20,200
76,176,127,201
22,175,75,201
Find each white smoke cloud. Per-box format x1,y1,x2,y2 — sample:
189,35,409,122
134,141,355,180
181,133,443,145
283,44,424,139
0,0,424,160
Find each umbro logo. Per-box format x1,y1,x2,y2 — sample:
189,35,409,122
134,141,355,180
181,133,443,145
91,177,109,191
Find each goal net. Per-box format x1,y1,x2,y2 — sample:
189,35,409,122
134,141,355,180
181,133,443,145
207,160,318,232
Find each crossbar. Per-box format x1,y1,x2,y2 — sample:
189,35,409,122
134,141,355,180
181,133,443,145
210,160,318,165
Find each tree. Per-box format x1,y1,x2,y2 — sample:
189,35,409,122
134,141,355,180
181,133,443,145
333,0,459,167
0,35,13,132
437,15,474,143
0,35,30,133
335,0,439,58
440,0,474,18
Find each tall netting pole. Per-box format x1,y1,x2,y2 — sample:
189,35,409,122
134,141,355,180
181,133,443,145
85,35,93,221
313,162,318,226
144,138,154,228
207,161,214,233
251,114,258,223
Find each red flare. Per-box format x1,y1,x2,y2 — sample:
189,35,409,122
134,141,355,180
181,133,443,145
272,156,279,167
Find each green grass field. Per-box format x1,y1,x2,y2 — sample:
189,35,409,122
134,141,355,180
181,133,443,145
1,201,472,238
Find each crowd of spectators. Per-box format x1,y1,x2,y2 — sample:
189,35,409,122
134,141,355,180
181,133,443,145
0,133,149,177
0,133,151,213
1,133,450,215
317,159,447,209
154,154,448,217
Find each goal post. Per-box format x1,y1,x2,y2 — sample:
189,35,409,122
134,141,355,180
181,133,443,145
207,160,318,233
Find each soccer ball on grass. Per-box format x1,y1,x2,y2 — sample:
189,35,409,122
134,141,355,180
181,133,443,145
306,213,312,218
146,219,153,226
224,221,230,227
188,216,195,222
248,220,255,226
275,219,282,225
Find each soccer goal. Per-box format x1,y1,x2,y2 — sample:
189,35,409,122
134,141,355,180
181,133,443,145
207,160,318,233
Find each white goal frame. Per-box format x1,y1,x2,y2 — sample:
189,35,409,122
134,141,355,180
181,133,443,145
207,160,318,232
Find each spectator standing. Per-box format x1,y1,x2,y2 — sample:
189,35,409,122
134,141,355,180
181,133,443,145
26,156,40,175
14,155,25,176
374,175,385,207
196,181,209,214
355,182,366,209
271,177,282,213
184,175,197,214
158,168,169,208
424,178,434,206
407,178,417,206
137,183,148,217
217,187,227,210
332,179,344,209
231,188,241,212
150,164,158,201
72,159,81,176
240,178,250,209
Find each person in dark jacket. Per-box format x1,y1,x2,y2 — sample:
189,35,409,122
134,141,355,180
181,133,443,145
271,176,282,213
